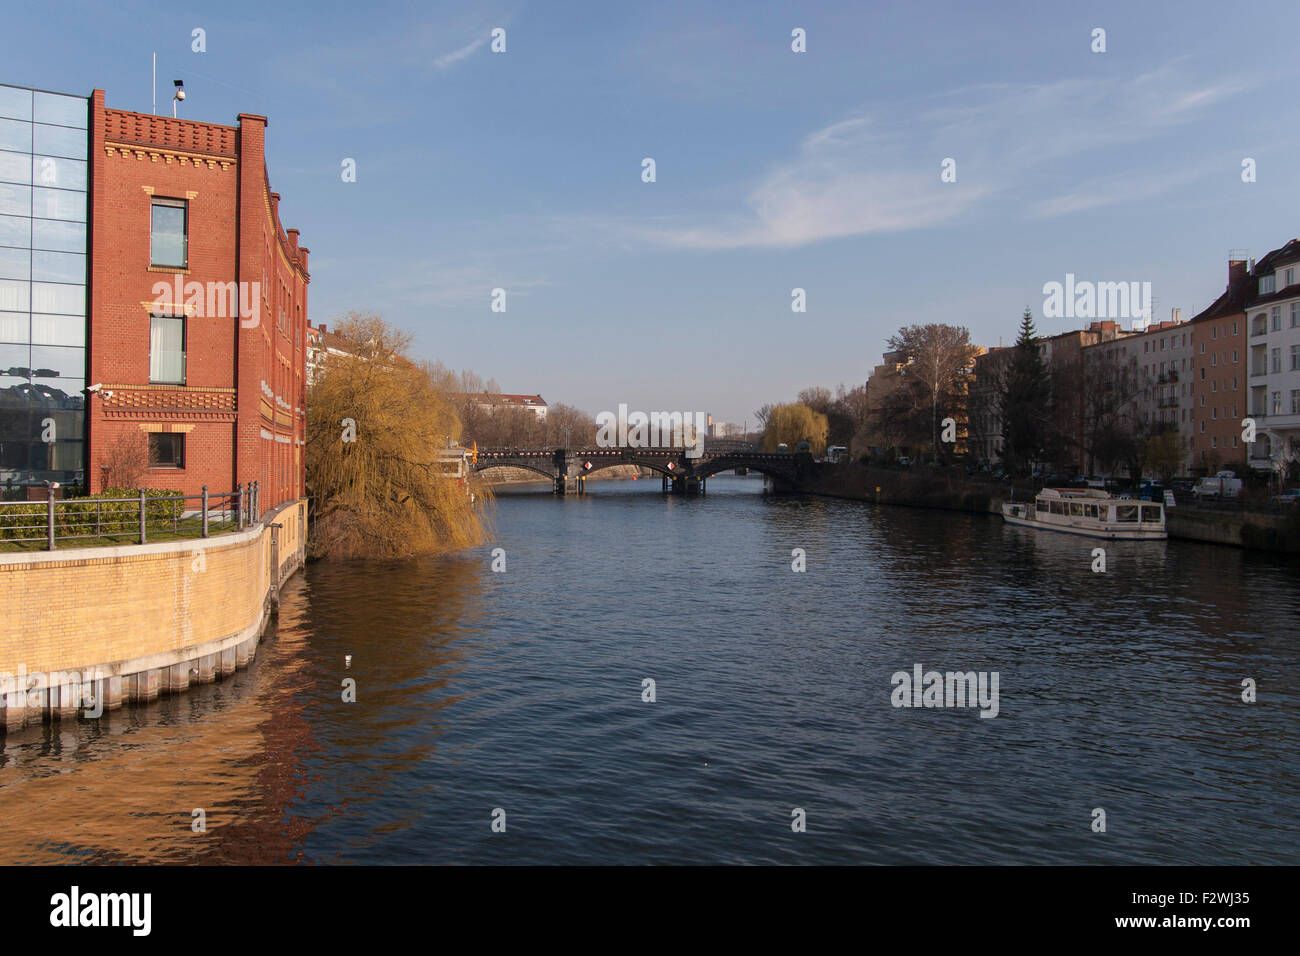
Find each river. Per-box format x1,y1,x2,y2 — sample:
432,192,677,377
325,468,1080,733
1,475,1297,864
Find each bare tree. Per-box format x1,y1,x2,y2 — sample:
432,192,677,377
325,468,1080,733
885,324,981,462
100,430,148,489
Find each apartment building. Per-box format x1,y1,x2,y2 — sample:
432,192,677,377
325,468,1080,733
1188,259,1251,474
1243,239,1300,478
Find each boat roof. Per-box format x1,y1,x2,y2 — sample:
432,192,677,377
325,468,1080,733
1036,488,1112,499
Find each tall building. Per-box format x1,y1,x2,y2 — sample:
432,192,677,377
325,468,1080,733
1038,320,1132,473
1188,258,1251,474
967,346,1012,465
0,81,310,509
1083,313,1191,476
1242,239,1300,477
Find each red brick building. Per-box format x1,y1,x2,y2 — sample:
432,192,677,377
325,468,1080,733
1187,259,1250,473
86,90,309,509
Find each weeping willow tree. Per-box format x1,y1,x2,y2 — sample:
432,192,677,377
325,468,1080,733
760,402,829,454
305,312,487,560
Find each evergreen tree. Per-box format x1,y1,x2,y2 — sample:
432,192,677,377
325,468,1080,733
999,309,1051,476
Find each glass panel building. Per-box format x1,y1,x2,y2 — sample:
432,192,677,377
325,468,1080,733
0,83,87,490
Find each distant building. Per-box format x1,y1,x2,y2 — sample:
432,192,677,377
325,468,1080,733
968,346,1013,465
305,322,362,387
1084,312,1191,475
469,393,547,420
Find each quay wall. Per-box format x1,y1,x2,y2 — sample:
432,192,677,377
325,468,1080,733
0,498,307,732
801,466,1300,553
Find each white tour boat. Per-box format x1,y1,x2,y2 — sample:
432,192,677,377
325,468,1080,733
1001,487,1167,540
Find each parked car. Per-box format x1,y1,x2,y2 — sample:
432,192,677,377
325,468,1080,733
1271,488,1300,506
896,456,913,467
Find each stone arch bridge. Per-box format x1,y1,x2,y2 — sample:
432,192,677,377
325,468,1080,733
473,446,815,495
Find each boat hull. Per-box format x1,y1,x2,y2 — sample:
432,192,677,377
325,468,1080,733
1001,507,1166,541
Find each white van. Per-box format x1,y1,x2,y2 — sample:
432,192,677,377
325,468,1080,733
1193,471,1243,500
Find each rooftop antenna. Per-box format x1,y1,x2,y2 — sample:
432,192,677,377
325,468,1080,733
152,52,156,114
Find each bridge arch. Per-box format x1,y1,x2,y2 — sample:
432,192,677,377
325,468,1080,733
692,457,797,482
473,461,557,482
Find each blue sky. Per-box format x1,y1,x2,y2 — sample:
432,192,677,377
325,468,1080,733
5,0,1299,425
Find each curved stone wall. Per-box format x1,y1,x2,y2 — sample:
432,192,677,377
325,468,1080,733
0,498,306,731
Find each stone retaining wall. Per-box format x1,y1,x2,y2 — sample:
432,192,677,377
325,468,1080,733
0,498,307,732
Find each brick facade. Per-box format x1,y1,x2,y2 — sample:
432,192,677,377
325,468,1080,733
86,90,309,510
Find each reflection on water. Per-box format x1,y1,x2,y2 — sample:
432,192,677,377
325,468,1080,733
1,476,1297,864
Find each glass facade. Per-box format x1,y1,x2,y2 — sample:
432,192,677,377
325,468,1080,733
0,84,87,489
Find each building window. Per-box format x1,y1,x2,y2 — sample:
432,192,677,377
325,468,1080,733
1212,436,1218,448
1211,353,1217,367
1293,344,1300,371
1260,275,1276,295
1232,436,1238,448
1272,348,1282,373
1292,302,1299,328
1231,322,1238,336
149,313,185,384
1288,268,1296,287
1273,392,1282,414
148,433,185,468
1293,389,1300,415
1232,350,1238,364
1272,306,1282,331
150,198,188,268
1232,377,1238,390
1200,342,1206,354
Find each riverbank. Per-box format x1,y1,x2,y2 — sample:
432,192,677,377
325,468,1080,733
0,498,307,732
803,464,1300,554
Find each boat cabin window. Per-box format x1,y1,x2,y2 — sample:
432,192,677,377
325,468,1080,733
1070,502,1084,516
1139,505,1161,523
1051,500,1065,515
1085,504,1098,518
1115,505,1138,522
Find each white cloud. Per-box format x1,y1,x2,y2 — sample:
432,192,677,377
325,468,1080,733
637,64,1255,251
434,36,488,71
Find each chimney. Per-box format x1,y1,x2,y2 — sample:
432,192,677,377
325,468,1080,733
270,191,281,225
319,323,327,335
286,228,299,254
1229,259,1248,285
1171,307,1181,324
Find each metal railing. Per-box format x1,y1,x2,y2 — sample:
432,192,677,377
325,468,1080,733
0,481,260,551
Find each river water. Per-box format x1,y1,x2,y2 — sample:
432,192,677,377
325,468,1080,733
1,476,1297,864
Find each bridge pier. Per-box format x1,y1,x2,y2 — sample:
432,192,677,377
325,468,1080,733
554,475,586,496
661,475,705,496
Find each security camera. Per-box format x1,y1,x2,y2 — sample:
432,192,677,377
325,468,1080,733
103,390,114,400
85,383,102,392
175,89,185,102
